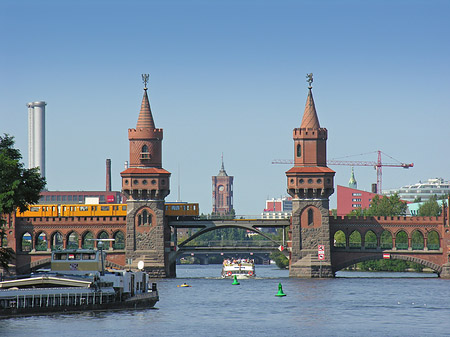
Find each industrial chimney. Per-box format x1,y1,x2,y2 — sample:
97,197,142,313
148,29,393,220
27,101,46,178
106,159,111,191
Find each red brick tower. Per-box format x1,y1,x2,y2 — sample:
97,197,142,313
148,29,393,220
212,156,234,215
120,75,172,277
286,74,335,278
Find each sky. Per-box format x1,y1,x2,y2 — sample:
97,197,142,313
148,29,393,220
1,0,450,215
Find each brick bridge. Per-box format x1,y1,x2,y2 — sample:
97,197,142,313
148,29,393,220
4,78,450,278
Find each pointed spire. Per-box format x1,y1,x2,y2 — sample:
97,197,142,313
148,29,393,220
300,73,320,129
136,74,156,129
218,153,228,176
348,167,357,189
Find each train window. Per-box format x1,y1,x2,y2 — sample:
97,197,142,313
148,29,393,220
101,206,110,211
122,206,127,211
68,195,72,201
79,206,88,211
82,254,90,260
30,207,40,212
172,206,180,211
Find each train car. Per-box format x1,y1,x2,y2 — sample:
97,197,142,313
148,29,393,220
165,202,199,217
16,205,59,218
60,204,127,217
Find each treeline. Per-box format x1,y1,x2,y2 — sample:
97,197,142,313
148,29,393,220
353,260,424,272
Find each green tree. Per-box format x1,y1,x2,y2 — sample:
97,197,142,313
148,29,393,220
348,193,407,217
270,250,289,269
0,134,46,270
417,195,441,217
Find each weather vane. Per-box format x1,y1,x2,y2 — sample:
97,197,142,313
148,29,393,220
142,74,149,90
306,73,313,88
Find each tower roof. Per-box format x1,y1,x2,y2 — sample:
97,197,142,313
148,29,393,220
348,167,357,189
217,156,228,177
300,88,320,129
136,88,155,129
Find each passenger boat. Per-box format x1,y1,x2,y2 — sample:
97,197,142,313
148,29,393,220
0,247,159,317
221,259,255,279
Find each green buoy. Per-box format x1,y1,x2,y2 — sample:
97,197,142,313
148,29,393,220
232,275,240,285
275,283,286,297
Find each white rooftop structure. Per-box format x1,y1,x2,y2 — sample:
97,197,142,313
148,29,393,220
384,178,450,203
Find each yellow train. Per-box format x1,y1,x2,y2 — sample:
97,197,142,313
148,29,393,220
16,202,199,218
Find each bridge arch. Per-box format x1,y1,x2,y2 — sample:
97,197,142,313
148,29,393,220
67,231,79,249
333,254,442,275
427,230,440,250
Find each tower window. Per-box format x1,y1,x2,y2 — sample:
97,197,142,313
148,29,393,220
297,144,301,157
141,145,151,159
308,208,314,226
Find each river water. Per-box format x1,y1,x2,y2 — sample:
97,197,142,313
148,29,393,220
1,265,449,337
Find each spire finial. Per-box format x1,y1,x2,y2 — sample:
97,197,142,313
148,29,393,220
306,73,313,89
142,74,149,90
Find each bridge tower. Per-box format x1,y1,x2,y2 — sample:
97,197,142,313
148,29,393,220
286,74,335,277
120,75,173,277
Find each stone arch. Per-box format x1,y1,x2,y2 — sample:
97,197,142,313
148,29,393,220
35,231,48,251
395,230,408,250
113,230,125,250
51,231,63,251
67,231,79,249
380,230,393,249
82,231,94,249
364,230,377,249
21,232,32,252
333,254,442,274
411,229,424,250
427,230,440,250
333,230,346,248
349,230,362,249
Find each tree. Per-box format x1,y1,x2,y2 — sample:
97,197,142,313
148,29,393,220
0,134,46,270
417,195,442,217
348,193,407,217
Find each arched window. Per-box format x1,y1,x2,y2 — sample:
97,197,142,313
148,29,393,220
427,231,440,250
67,232,79,249
380,230,393,249
98,231,110,249
349,230,361,249
82,232,94,249
395,230,408,250
412,230,424,250
21,232,32,252
364,230,377,249
51,232,63,251
113,231,125,250
141,144,150,159
36,232,48,251
334,230,346,248
308,208,314,226
297,144,301,157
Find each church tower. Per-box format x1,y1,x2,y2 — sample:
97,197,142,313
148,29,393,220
120,74,172,277
212,156,234,215
286,74,335,278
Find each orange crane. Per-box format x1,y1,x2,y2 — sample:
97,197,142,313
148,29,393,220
272,150,414,193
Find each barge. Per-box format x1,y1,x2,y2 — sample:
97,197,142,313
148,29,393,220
0,248,158,317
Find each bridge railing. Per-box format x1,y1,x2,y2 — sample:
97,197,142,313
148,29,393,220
182,240,279,248
198,214,291,220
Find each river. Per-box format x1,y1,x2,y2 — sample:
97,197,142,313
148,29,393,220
1,265,449,337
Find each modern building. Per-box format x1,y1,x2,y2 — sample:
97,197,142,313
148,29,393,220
336,185,378,216
212,157,234,215
27,101,46,178
261,196,292,219
384,178,450,203
38,190,122,204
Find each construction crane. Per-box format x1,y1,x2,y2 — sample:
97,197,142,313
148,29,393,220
272,150,414,193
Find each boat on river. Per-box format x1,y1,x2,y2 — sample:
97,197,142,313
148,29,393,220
0,247,159,317
221,259,255,279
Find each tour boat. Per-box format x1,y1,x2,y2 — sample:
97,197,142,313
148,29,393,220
0,247,159,317
221,259,255,279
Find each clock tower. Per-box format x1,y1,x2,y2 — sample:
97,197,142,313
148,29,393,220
286,74,335,277
212,156,234,215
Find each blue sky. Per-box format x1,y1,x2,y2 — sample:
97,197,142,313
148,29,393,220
1,0,450,215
